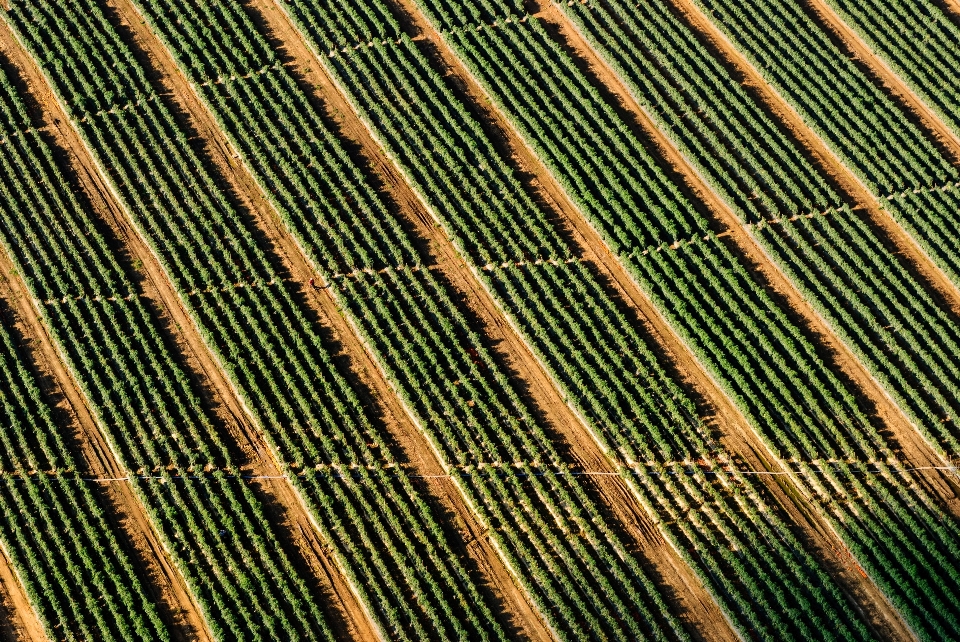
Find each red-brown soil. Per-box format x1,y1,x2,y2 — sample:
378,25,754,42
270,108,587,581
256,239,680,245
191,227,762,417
0,544,45,642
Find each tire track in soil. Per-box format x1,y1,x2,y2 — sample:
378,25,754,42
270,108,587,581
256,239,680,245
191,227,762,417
0,253,211,642
263,0,742,638
655,0,960,511
109,0,549,639
942,0,960,20
0,543,45,642
1,11,372,642
388,0,923,638
666,0,960,329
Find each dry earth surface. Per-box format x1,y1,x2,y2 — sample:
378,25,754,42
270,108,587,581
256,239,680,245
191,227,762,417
0,541,45,641
1,9,380,640
1,0,956,639
113,0,564,637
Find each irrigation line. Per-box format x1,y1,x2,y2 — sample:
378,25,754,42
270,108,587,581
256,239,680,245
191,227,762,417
3,463,957,483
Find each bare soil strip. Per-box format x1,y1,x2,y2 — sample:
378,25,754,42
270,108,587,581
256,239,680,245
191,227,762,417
942,0,960,20
534,2,960,637
803,0,960,158
107,0,560,638
380,0,930,637
261,0,749,638
0,544,45,642
793,0,960,311
0,12,376,642
660,0,960,504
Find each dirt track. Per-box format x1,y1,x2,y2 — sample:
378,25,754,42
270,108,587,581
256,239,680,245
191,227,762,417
943,0,960,19
108,0,562,637
0,8,387,640
534,0,960,637
663,0,960,327
0,0,949,639
0,20,219,641
0,249,213,642
0,542,45,642
803,0,960,158
20,0,395,638
794,0,960,310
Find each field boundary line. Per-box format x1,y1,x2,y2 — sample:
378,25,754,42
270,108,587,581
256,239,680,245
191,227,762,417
11,462,956,484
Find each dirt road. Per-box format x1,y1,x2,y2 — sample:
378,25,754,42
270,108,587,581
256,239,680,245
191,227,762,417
0,543,45,642
0,22,219,641
109,0,562,637
659,0,960,508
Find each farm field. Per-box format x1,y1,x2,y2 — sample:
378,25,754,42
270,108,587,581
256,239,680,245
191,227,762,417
0,0,958,640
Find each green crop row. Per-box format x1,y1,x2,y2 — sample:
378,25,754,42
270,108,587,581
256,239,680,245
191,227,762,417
544,0,960,507
124,0,712,638
542,0,960,510
0,289,165,640
1,0,523,638
0,7,339,638
687,0,960,323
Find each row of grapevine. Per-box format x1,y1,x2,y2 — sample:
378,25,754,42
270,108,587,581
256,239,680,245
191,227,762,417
383,1,960,638
686,0,960,316
0,296,164,638
821,0,960,141
125,0,701,639
277,0,882,639
1,0,528,639
0,34,341,640
551,0,960,460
